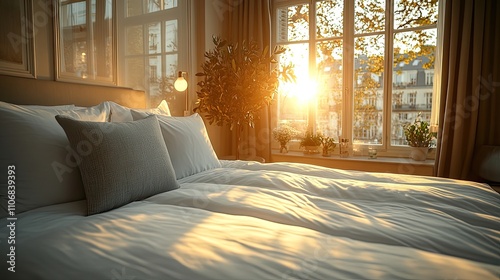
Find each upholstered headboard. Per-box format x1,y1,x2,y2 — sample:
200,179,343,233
0,75,146,108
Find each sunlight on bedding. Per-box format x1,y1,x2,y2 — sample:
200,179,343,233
73,214,153,252
165,209,498,280
2,160,498,280
169,214,306,271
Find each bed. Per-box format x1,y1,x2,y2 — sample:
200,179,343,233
0,99,499,280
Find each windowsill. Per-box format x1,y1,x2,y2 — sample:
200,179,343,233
272,150,434,164
271,150,435,176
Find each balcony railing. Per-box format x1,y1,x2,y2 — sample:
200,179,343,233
392,104,431,111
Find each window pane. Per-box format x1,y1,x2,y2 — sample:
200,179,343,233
316,40,343,138
126,25,144,55
391,29,437,146
150,54,179,114
276,44,309,133
61,2,86,27
148,55,162,104
164,54,181,114
93,0,113,79
148,55,161,83
127,0,178,16
147,0,177,12
126,0,143,17
165,53,178,78
123,19,179,109
165,20,178,52
394,0,438,29
58,0,114,83
353,35,385,145
277,4,309,42
125,57,145,90
316,0,343,39
355,0,385,34
60,2,87,76
148,22,161,54
120,0,184,110
163,0,177,9
147,0,161,13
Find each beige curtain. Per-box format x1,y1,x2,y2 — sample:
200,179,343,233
223,0,273,162
435,0,500,179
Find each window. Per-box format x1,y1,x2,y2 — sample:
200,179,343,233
425,70,434,85
55,0,115,84
425,91,432,108
408,92,417,108
117,0,188,112
149,65,158,82
393,92,402,108
273,0,439,155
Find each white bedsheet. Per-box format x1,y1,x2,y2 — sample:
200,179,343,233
1,161,499,279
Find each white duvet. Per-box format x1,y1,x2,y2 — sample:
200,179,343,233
1,161,499,279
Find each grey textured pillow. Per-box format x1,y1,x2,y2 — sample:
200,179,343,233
55,115,179,215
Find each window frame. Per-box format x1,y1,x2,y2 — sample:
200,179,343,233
53,0,117,86
116,0,188,109
271,0,440,158
0,0,36,79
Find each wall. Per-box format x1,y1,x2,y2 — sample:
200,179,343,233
193,0,232,158
33,0,54,80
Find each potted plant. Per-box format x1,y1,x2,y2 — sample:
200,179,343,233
300,131,322,154
320,136,336,157
273,124,298,153
195,36,295,159
404,113,435,161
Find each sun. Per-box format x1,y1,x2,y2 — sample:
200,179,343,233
280,78,318,103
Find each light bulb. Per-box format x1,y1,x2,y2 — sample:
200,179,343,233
174,75,188,92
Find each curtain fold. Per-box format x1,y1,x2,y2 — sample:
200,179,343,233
224,0,272,162
435,0,500,179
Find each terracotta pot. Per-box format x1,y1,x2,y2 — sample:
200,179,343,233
410,147,429,161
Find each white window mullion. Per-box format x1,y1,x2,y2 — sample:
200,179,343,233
86,0,94,79
309,0,317,133
384,0,395,151
160,19,166,79
430,0,446,133
143,23,150,106
343,0,354,142
116,0,124,85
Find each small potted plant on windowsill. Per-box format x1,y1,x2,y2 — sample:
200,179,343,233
320,136,336,157
404,113,436,161
273,124,299,153
300,131,322,154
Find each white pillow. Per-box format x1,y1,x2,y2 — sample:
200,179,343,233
131,112,221,179
109,100,171,122
0,101,110,217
